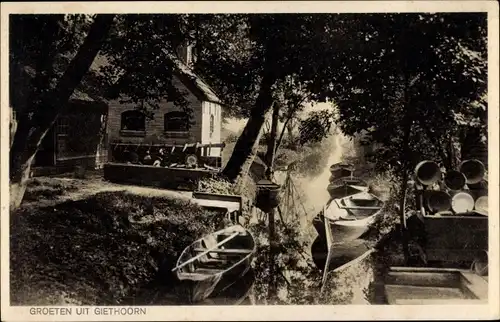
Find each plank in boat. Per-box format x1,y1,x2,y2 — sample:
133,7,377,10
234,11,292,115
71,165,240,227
173,225,256,303
327,177,369,199
322,191,384,243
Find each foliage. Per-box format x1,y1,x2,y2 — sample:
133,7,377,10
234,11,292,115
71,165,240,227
301,13,487,175
248,218,322,305
98,14,194,119
10,14,92,115
197,176,234,195
10,14,199,123
192,14,260,117
192,14,371,181
273,148,301,169
10,191,225,305
298,108,337,145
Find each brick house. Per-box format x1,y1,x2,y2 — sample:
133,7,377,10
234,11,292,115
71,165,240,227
30,42,224,175
106,42,225,167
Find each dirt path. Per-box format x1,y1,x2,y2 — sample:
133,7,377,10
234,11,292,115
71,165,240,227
22,175,193,209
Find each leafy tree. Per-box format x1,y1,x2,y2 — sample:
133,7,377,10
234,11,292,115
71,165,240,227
190,14,359,184
10,14,116,209
298,108,337,145
299,13,487,175
99,14,194,117
9,14,198,208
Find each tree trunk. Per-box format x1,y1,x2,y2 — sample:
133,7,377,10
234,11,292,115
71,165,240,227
222,69,277,182
265,101,280,170
9,14,115,210
398,77,416,264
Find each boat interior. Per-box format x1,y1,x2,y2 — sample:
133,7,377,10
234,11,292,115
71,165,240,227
380,267,488,304
181,228,254,275
348,191,382,204
324,191,384,221
328,185,364,197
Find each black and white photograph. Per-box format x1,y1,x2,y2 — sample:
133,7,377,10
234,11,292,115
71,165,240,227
1,1,499,321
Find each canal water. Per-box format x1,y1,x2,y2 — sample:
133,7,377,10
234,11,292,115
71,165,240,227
300,130,376,271
226,112,372,269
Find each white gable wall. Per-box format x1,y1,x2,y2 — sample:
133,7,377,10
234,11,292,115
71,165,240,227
201,101,222,157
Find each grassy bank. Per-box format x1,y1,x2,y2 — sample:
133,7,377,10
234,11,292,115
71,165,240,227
11,190,228,305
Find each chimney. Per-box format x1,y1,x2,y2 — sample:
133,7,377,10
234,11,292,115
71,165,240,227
176,39,197,67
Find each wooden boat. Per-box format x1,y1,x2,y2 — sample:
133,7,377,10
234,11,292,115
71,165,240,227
329,163,355,181
327,177,369,199
191,191,243,224
338,191,384,217
312,213,327,236
199,267,256,305
374,267,488,304
324,191,384,243
172,225,256,303
311,235,328,270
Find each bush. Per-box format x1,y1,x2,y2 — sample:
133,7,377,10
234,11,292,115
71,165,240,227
274,148,300,168
197,177,234,195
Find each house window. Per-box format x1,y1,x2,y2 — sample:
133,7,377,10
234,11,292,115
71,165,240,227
209,114,215,138
120,110,145,136
164,111,189,132
55,116,70,157
56,115,70,135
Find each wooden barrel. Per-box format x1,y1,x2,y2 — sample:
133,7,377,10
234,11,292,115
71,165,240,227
255,180,281,213
415,160,441,186
424,190,451,213
459,159,485,184
443,170,466,191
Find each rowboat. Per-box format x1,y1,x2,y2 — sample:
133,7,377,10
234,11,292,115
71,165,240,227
327,177,369,199
323,191,384,243
337,191,384,217
172,225,256,303
329,163,355,181
312,213,327,236
199,267,256,305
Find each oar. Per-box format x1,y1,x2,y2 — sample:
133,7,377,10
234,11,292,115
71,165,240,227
171,232,240,272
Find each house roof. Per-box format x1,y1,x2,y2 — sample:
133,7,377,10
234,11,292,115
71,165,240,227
87,51,222,105
164,52,222,104
16,49,223,107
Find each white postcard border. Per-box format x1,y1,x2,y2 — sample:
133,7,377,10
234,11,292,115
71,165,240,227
1,1,499,321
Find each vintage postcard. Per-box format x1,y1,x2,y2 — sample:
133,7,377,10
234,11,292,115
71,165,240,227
1,1,499,321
